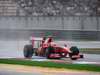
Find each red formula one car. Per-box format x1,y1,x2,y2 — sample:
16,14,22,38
23,36,83,60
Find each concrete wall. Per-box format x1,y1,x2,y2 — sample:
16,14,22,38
0,16,100,41
0,16,100,30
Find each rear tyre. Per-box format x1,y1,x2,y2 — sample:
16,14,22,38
24,45,34,58
35,52,38,56
45,48,51,59
45,46,54,59
34,48,38,56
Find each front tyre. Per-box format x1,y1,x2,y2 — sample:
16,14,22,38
69,46,79,60
69,53,77,60
24,45,34,58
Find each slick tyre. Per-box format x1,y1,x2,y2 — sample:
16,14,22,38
70,46,79,55
69,46,79,60
45,46,54,59
45,48,51,59
24,45,34,58
34,48,38,56
69,53,78,60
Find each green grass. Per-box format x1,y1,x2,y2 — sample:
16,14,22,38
79,48,100,54
0,59,100,72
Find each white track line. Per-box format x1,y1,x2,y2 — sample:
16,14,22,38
73,61,100,65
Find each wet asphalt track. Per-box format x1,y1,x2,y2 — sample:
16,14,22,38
0,47,100,65
0,40,100,65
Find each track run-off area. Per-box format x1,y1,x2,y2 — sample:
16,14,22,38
0,64,100,75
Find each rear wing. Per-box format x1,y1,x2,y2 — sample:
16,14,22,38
30,37,43,48
30,37,42,41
